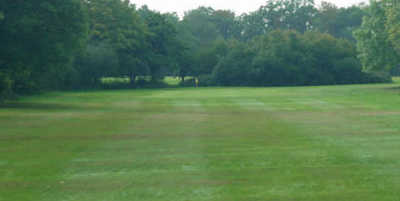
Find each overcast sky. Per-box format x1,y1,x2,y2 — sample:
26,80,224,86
131,0,368,16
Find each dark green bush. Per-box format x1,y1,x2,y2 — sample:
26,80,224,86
211,30,391,87
0,72,13,101
180,78,197,87
198,74,215,87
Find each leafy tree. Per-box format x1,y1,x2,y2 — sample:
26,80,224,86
181,7,219,46
211,10,241,39
213,41,255,86
251,31,313,85
0,0,391,98
176,7,226,80
239,11,268,41
213,30,377,86
193,38,229,76
354,0,399,72
385,0,400,54
259,0,316,33
315,2,367,41
74,42,120,88
315,2,339,35
304,32,365,84
239,0,316,41
0,72,12,101
85,0,148,85
138,6,180,81
0,0,88,95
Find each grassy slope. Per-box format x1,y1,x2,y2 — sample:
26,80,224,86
1,81,400,201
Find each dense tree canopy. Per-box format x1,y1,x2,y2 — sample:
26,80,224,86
385,0,400,54
315,2,367,41
354,0,400,73
82,0,148,86
0,0,398,100
138,6,180,81
239,0,316,41
0,0,88,98
212,30,376,86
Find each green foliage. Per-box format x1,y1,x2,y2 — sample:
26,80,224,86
193,39,229,76
211,10,241,39
0,0,88,94
181,7,220,46
0,0,395,100
82,2,181,85
138,6,181,81
213,30,386,86
239,0,316,40
86,0,148,84
0,72,12,100
213,41,255,86
391,65,400,76
74,43,120,88
354,0,400,72
385,0,400,54
315,2,367,41
260,0,316,33
175,7,236,80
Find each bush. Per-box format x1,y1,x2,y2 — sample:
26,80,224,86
135,78,169,89
179,78,196,87
0,72,13,101
391,65,400,76
75,43,120,89
198,74,215,87
213,42,254,86
210,30,390,87
362,71,392,83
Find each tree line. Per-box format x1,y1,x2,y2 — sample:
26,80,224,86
0,0,399,100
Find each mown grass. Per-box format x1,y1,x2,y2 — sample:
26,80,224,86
1,81,400,201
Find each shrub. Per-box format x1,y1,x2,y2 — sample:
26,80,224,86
0,72,13,101
210,30,390,87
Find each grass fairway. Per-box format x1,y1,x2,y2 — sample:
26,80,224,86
1,82,400,201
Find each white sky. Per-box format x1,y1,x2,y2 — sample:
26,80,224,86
131,0,368,16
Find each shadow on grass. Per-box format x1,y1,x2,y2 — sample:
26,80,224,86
384,86,400,90
0,102,88,111
382,86,400,95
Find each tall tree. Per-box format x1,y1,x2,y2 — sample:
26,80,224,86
84,0,148,85
181,7,219,46
315,2,367,42
354,0,399,72
239,11,268,41
138,6,180,81
211,10,241,39
259,0,316,33
0,0,88,94
239,0,316,41
385,0,400,54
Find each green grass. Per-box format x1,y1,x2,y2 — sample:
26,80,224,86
393,76,400,83
1,82,400,201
